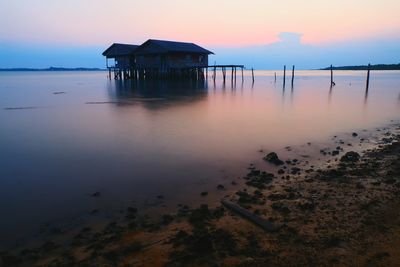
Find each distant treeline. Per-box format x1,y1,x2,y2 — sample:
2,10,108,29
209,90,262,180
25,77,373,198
321,63,400,71
0,67,105,71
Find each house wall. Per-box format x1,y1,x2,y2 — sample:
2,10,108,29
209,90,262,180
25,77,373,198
166,53,208,68
115,56,131,69
136,52,208,70
136,54,161,69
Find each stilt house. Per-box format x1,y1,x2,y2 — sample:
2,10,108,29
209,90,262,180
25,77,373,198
102,39,213,79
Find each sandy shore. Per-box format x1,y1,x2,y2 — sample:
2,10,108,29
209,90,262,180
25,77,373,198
1,122,400,267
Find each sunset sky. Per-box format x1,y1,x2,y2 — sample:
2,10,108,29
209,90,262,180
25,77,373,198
1,0,399,69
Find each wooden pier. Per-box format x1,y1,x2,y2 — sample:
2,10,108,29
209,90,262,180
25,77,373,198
108,64,245,81
208,65,245,83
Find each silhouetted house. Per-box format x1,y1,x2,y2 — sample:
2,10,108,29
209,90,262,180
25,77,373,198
102,39,214,79
102,43,139,70
134,39,213,72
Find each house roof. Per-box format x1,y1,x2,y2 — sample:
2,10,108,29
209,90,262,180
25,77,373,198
102,43,139,58
135,39,214,55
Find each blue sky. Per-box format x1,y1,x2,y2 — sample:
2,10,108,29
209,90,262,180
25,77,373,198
1,33,399,69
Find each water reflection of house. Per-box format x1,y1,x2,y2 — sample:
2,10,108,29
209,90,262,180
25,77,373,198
107,79,209,110
102,39,213,80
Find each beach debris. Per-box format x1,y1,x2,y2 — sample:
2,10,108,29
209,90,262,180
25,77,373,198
221,199,281,232
271,202,291,214
187,204,225,228
277,169,285,174
298,200,316,211
244,170,274,189
332,150,339,156
236,191,265,205
268,193,287,201
52,91,66,94
320,149,328,155
352,132,358,137
340,151,360,162
290,167,301,175
263,152,284,165
169,227,236,265
216,184,225,190
4,106,38,110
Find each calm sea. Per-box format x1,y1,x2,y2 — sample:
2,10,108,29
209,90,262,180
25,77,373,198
0,70,399,247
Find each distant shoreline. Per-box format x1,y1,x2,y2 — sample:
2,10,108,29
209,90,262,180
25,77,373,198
1,65,400,72
0,67,105,72
320,63,400,71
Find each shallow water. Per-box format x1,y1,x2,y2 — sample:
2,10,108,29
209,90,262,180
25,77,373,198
0,70,399,247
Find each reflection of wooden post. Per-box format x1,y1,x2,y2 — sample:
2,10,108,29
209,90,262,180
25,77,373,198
291,65,295,87
366,63,371,92
213,66,216,81
330,65,335,86
283,65,286,87
251,68,255,82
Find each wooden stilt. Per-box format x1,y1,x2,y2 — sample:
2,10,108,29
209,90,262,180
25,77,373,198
330,65,335,86
366,63,371,92
251,68,255,83
291,65,295,87
283,65,286,87
274,72,276,83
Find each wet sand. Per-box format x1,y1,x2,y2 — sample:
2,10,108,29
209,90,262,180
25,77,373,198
1,121,400,267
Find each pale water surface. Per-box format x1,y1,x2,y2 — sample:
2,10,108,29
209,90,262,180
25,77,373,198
0,70,399,247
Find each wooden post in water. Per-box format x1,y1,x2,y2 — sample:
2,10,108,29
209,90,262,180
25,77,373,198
291,65,295,87
283,65,286,87
251,68,255,83
330,65,335,86
274,72,277,83
366,63,371,92
241,67,244,81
